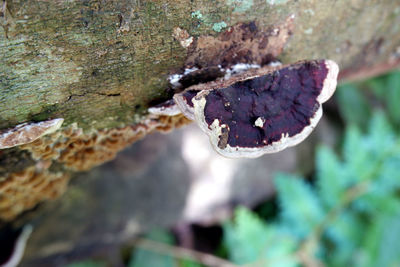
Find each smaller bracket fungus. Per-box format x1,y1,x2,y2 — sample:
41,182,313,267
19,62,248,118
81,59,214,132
186,60,339,158
148,99,182,116
0,118,64,149
147,99,193,133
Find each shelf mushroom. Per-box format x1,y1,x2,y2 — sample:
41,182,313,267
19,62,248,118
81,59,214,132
175,59,339,158
0,118,64,149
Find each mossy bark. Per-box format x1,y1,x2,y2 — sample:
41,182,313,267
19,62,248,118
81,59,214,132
1,0,400,132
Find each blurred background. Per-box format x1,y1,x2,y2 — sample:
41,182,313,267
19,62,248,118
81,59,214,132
16,70,400,266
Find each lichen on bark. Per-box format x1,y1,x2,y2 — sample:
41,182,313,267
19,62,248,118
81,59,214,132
1,0,400,132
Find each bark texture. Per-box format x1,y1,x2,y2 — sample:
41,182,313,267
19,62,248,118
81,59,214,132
0,0,400,223
1,0,400,131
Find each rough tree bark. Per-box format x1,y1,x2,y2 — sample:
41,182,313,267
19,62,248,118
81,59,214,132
1,1,400,131
0,0,400,226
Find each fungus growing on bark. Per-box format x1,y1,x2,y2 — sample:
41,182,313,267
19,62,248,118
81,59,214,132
152,114,192,133
174,90,199,120
0,100,191,221
20,112,191,172
0,163,70,220
0,112,193,220
0,119,64,149
183,59,339,158
148,99,182,116
57,125,152,171
20,123,151,171
174,63,279,121
147,99,193,132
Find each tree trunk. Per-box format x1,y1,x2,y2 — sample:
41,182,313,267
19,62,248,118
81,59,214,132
1,0,400,131
1,0,400,221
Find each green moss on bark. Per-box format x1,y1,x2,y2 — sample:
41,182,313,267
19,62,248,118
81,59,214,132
1,0,400,131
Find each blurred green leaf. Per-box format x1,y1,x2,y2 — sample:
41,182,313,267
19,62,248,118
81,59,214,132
129,230,176,267
364,75,387,100
336,84,371,129
342,125,374,182
316,146,347,209
325,211,364,266
179,260,204,267
367,111,395,154
360,70,400,128
274,174,324,238
224,207,272,264
384,71,400,126
224,207,298,267
362,211,400,267
65,260,107,267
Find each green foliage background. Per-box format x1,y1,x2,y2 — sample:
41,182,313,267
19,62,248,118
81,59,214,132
225,112,400,267
68,71,400,267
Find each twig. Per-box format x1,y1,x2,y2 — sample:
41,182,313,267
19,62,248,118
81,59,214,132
242,254,299,267
134,238,240,267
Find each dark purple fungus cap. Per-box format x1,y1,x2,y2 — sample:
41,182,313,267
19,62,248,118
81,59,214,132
173,66,270,121
192,60,339,158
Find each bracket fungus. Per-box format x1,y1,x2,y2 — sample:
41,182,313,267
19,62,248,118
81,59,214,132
0,163,70,220
148,99,182,117
175,59,339,158
0,118,64,149
174,90,198,120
